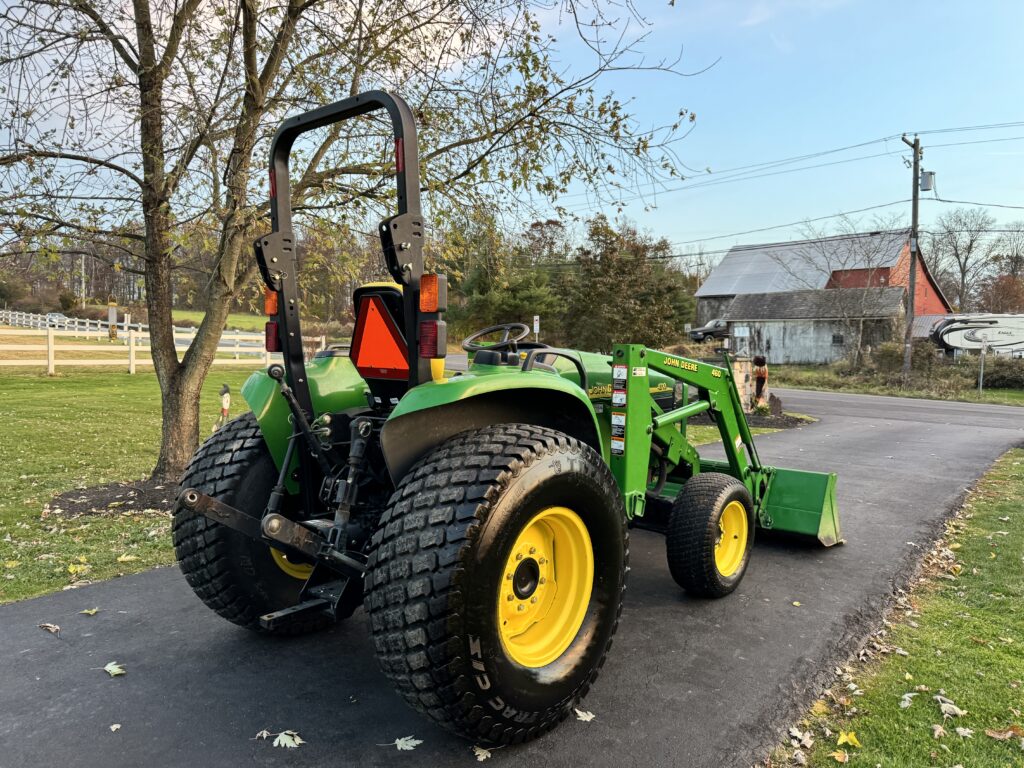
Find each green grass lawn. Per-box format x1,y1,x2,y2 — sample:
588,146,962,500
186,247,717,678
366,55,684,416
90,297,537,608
773,364,1024,407
0,365,784,604
776,448,1024,767
172,309,266,332
0,369,257,603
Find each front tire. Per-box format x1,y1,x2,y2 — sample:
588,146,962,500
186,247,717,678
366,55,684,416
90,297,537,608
666,472,754,598
364,424,627,745
172,412,329,635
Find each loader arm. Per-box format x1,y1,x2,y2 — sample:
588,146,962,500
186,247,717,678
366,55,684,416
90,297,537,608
608,344,842,546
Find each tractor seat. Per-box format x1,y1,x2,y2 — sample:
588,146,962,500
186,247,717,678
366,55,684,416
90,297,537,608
352,282,403,323
473,342,550,367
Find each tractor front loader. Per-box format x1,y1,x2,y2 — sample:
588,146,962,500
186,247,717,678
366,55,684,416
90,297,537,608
172,90,841,747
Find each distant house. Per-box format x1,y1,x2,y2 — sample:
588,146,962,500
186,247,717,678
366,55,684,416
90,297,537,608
722,287,906,364
694,230,952,364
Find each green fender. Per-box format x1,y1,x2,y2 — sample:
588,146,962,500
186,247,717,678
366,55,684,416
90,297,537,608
380,367,607,481
240,355,369,483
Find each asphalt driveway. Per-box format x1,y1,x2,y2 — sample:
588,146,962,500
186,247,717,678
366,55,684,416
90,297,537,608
1,389,1021,767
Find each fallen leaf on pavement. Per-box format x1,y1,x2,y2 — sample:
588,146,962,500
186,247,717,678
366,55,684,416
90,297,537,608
472,745,492,761
378,736,422,751
80,607,100,616
792,601,802,607
575,709,596,722
273,730,304,749
38,622,60,637
253,729,270,740
102,661,125,677
110,724,121,732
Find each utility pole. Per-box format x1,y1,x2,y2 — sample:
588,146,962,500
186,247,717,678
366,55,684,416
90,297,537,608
901,134,921,380
81,254,87,309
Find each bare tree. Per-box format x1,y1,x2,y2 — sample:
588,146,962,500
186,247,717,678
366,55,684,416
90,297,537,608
926,207,998,311
773,215,908,367
0,0,697,479
993,220,1024,279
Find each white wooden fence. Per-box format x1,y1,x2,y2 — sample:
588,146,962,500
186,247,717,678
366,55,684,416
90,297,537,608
0,308,148,333
0,326,328,374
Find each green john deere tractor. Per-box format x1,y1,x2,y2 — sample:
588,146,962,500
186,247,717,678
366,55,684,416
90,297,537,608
173,91,842,746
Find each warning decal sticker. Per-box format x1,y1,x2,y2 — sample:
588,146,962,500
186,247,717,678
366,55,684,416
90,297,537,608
611,389,626,406
611,436,625,455
611,411,625,438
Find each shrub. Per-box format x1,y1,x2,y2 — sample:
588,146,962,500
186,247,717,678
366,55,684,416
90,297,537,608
872,342,904,374
982,356,1024,389
58,291,77,311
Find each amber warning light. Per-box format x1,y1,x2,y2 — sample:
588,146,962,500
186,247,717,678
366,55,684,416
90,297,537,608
264,287,279,316
418,273,448,313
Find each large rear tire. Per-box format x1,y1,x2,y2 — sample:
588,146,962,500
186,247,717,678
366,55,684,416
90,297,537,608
172,412,330,635
364,424,627,746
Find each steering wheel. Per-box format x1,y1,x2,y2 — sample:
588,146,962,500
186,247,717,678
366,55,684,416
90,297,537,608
462,323,531,353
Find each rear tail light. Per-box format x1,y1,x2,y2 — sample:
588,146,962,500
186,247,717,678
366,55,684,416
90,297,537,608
418,320,447,358
264,287,279,316
265,320,282,352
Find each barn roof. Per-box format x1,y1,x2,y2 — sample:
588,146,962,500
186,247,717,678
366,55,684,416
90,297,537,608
695,230,910,298
911,313,950,338
723,287,907,321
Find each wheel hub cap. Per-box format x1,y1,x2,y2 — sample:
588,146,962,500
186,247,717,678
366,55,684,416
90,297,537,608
714,500,748,577
497,506,594,668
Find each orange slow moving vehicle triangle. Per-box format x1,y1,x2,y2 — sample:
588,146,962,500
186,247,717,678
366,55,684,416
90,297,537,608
350,295,409,380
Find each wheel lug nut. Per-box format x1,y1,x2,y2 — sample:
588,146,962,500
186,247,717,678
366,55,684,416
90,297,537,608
505,573,512,580
530,596,537,604
539,577,546,585
507,595,514,602
529,547,536,554
517,605,525,612
539,558,548,565
515,553,523,561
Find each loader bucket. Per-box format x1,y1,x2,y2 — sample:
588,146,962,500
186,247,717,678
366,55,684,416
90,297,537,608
759,467,842,546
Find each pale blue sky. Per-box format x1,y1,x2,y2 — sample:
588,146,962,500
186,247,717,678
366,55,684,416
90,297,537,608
543,0,1024,255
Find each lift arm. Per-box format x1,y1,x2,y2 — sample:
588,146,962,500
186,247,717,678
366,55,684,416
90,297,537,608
606,344,842,546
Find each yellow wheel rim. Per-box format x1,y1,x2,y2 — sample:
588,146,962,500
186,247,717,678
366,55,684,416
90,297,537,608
497,506,594,668
270,547,314,580
715,500,748,577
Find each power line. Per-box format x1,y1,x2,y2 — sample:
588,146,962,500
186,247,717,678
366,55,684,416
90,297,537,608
929,197,1024,210
927,134,1024,149
667,200,910,247
558,122,1024,212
